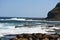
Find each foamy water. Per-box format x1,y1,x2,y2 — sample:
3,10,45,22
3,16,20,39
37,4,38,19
0,17,60,38
0,22,60,37
0,25,48,37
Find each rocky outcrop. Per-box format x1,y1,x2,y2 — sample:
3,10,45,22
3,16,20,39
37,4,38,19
47,2,60,20
10,33,60,40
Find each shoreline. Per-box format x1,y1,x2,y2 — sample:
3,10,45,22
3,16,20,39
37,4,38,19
0,33,60,40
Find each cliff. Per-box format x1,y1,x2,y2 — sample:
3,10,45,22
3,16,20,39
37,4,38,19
47,2,60,20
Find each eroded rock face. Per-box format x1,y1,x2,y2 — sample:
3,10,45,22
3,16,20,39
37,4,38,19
47,2,60,20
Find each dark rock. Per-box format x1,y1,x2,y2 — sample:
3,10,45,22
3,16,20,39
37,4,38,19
47,2,60,20
10,33,60,40
16,34,23,38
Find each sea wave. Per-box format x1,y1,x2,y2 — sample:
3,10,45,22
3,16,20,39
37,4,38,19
0,17,43,22
0,18,26,21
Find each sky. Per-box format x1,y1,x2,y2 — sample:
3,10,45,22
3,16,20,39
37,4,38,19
0,0,60,18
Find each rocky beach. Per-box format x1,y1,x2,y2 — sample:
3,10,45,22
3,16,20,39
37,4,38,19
10,33,60,40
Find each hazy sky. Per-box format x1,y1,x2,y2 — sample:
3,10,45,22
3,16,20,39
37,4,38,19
0,0,60,18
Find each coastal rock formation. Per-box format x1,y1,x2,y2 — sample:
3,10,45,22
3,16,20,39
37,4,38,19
47,2,60,20
10,33,60,40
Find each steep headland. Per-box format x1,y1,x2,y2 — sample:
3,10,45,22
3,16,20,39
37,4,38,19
47,2,60,21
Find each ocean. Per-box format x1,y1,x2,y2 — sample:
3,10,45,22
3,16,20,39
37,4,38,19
0,17,60,38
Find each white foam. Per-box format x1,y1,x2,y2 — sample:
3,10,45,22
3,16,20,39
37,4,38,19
51,27,60,29
5,18,26,21
0,25,48,37
0,23,60,37
0,18,26,21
